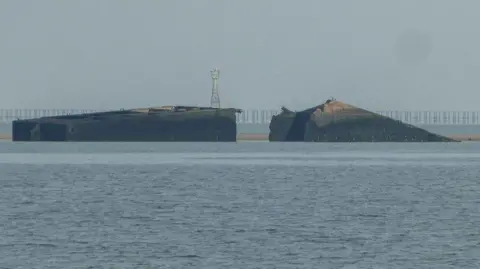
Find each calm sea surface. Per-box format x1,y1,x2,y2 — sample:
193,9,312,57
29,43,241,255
1,142,480,268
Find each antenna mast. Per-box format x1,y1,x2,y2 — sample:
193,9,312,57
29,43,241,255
210,68,220,108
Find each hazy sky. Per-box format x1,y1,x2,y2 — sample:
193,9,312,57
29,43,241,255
1,0,479,111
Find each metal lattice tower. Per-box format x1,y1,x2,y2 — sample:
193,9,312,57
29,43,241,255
210,68,220,108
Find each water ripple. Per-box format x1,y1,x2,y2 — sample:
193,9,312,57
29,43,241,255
0,143,479,268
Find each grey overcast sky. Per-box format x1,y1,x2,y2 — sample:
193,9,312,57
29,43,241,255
0,0,479,110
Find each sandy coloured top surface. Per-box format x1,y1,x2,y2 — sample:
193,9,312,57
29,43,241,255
318,101,358,113
312,100,372,117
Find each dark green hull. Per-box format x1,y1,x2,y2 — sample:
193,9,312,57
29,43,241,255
12,106,241,142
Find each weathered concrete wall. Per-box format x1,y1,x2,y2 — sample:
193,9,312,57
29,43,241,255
269,100,458,142
268,113,295,141
66,115,236,142
304,117,455,142
12,107,240,142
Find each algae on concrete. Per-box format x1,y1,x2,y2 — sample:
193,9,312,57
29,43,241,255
12,106,242,142
269,99,458,142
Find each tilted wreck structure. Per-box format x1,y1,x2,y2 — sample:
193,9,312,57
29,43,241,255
269,98,458,142
12,106,242,142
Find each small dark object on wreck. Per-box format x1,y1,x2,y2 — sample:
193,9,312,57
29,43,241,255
269,99,458,142
12,105,242,142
